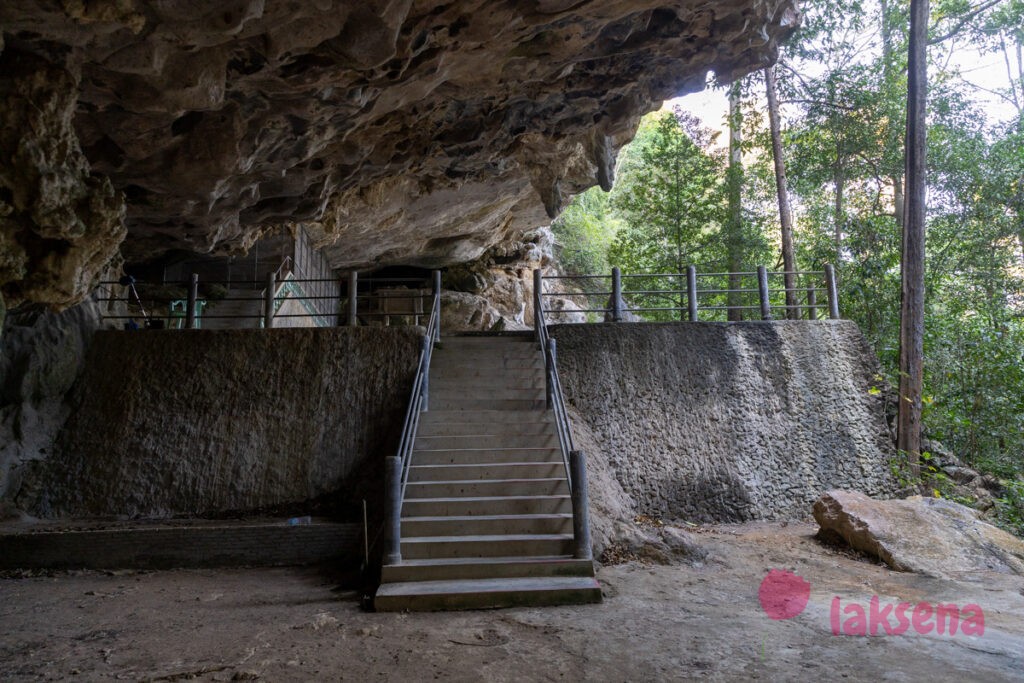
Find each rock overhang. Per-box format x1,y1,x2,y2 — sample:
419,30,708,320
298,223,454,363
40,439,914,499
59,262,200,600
0,0,799,311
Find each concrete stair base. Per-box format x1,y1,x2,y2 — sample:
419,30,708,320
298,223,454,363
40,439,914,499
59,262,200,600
374,576,602,612
375,333,600,611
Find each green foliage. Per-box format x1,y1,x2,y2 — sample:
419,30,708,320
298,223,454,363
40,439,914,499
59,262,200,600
550,0,1024,535
550,187,619,276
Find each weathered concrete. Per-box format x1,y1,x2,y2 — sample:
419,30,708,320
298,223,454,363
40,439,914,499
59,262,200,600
15,328,420,518
552,321,899,526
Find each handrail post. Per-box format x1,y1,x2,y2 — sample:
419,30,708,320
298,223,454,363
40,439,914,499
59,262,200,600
264,272,276,329
185,273,198,329
545,338,556,409
533,268,543,342
569,450,593,560
825,264,840,319
686,266,698,322
432,270,442,342
807,286,818,320
420,335,430,411
757,266,772,321
611,267,622,322
384,456,402,565
347,271,358,326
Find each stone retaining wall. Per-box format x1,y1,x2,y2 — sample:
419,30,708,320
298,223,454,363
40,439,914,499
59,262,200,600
15,327,421,518
552,321,899,523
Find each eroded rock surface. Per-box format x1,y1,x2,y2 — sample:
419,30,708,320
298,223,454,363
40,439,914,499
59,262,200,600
813,489,1024,578
1,0,798,310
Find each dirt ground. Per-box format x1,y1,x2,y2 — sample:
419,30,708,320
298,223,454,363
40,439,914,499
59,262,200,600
2,522,1022,682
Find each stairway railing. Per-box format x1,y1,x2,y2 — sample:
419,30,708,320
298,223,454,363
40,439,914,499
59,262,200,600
383,270,442,566
533,269,593,561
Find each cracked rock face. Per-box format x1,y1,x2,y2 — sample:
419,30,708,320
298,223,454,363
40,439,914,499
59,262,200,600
1,0,797,311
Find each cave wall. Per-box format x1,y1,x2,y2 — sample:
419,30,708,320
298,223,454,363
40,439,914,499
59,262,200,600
15,328,420,518
552,321,899,523
0,0,799,315
0,300,103,513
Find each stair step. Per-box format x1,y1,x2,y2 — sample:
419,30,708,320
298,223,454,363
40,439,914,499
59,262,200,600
430,398,546,411
412,447,562,465
428,367,546,381
416,420,556,437
402,513,573,536
404,478,569,498
432,358,544,370
374,576,601,611
429,378,544,391
381,555,594,582
402,494,572,517
415,433,558,450
419,408,552,423
408,462,565,482
430,387,545,401
400,533,574,559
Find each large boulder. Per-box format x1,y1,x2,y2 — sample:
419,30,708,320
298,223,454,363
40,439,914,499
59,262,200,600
813,490,1024,578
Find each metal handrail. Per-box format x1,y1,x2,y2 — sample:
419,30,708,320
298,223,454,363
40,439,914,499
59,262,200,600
538,265,840,322
533,271,575,489
383,270,442,566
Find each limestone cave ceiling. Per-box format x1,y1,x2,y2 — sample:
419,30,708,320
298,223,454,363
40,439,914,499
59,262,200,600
0,0,797,311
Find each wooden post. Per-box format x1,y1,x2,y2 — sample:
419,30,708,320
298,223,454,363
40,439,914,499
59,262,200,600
569,450,593,561
533,269,543,343
825,264,840,319
757,266,771,321
432,270,442,342
687,266,698,322
185,273,198,329
807,286,818,320
347,271,358,327
384,456,402,565
611,267,622,322
264,272,276,329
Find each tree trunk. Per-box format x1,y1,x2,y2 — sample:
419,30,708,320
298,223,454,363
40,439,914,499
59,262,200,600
898,0,929,479
834,138,844,262
727,80,744,321
765,66,798,319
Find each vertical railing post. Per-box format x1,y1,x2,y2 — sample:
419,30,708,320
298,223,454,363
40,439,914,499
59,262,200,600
264,271,276,329
569,450,593,561
432,270,442,343
687,265,698,322
533,268,543,342
545,338,556,409
347,271,358,327
384,455,402,565
757,265,772,321
807,286,818,320
185,273,198,329
825,264,840,319
611,267,622,322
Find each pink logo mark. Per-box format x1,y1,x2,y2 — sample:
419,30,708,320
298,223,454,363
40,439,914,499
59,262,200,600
758,569,811,620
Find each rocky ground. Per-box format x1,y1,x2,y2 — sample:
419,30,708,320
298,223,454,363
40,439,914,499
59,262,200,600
2,521,1021,682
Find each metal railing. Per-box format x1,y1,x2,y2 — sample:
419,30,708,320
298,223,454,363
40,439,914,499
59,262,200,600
539,265,840,323
383,271,442,566
532,270,593,561
97,271,342,329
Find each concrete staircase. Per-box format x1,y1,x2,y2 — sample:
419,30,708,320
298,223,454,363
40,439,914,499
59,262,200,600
374,333,601,611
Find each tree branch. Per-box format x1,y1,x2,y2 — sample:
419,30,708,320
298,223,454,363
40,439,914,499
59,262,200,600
928,0,1007,45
